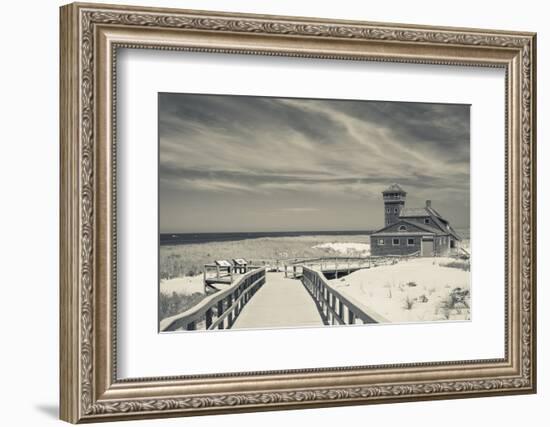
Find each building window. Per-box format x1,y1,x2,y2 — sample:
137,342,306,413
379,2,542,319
392,238,400,246
378,239,384,245
424,218,430,224
394,208,398,213
386,208,390,213
398,225,407,231
407,238,414,246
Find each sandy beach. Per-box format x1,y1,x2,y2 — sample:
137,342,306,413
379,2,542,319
329,257,470,323
159,233,470,323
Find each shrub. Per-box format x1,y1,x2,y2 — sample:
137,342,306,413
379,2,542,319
440,260,470,272
186,264,202,276
418,294,428,303
403,295,415,310
437,287,470,320
159,291,207,321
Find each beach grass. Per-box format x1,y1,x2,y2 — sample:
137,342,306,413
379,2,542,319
160,234,372,279
159,291,206,321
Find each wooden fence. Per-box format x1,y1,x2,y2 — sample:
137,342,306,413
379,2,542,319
160,267,266,332
301,266,388,325
203,263,264,288
284,253,420,279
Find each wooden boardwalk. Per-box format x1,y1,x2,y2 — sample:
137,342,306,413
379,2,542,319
231,272,324,329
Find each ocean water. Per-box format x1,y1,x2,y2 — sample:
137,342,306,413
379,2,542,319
160,230,374,246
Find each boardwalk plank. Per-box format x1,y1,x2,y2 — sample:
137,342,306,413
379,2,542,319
231,272,323,329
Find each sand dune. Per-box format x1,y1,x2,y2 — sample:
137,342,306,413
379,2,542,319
312,242,371,256
330,257,470,323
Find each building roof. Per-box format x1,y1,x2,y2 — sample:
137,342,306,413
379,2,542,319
371,232,434,237
375,205,461,240
373,219,446,236
398,206,461,240
382,183,406,194
400,207,429,217
405,219,447,236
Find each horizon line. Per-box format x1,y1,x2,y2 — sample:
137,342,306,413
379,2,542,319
159,227,471,235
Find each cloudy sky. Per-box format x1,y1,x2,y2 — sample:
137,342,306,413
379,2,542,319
159,93,470,233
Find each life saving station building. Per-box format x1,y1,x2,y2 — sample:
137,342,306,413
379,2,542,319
370,184,461,257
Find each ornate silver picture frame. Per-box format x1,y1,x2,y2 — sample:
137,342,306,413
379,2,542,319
60,2,536,423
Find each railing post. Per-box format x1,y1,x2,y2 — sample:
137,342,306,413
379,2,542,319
227,294,234,327
348,308,355,325
328,293,333,324
321,283,328,317
205,308,213,329
217,300,224,329
316,277,321,302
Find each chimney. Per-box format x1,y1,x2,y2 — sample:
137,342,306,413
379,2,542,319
426,200,431,208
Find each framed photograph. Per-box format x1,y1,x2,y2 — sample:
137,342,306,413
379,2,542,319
60,2,537,423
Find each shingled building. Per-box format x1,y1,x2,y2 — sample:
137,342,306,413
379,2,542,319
370,184,461,257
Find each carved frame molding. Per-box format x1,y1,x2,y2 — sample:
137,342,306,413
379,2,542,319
60,2,536,423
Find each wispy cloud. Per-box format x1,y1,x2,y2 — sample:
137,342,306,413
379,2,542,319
159,93,470,232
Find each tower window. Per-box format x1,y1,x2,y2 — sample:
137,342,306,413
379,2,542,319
392,238,400,246
394,208,398,213
424,218,430,224
386,208,390,213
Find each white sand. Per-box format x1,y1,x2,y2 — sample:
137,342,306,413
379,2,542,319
330,257,471,323
459,239,471,253
312,242,371,256
160,275,205,295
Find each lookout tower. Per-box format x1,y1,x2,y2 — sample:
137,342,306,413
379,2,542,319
382,183,407,226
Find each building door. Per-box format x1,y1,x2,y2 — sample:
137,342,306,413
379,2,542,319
421,238,434,257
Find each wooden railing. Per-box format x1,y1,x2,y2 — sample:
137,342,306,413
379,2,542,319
301,266,388,325
160,267,266,332
284,253,420,279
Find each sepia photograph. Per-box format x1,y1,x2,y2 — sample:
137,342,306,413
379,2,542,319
158,93,471,332
57,3,536,421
